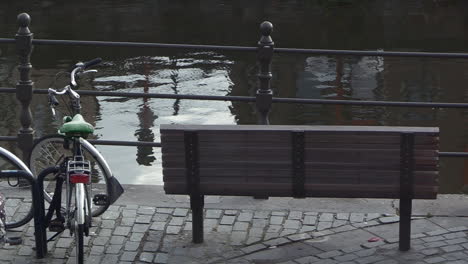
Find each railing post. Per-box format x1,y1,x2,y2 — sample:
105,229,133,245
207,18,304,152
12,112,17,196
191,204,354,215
256,21,274,125
15,13,34,162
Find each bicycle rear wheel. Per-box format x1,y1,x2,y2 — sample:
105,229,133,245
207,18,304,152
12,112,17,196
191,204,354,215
0,147,34,229
28,135,111,217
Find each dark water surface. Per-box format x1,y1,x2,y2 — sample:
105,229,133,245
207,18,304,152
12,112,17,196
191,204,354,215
0,0,467,192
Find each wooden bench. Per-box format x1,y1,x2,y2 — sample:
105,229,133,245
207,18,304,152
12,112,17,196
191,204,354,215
160,125,439,251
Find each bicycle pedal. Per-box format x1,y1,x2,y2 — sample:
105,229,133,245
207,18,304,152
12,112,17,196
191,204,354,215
93,194,108,206
49,220,65,232
5,236,22,245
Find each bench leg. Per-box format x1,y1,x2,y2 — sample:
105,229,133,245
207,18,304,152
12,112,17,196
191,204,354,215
190,194,204,243
399,197,412,251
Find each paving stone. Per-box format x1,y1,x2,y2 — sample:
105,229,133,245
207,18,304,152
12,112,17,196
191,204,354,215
110,235,126,245
93,236,110,246
204,219,218,230
272,211,287,216
342,245,363,254
132,224,150,233
168,217,184,226
303,215,317,226
333,225,356,233
441,244,464,252
56,237,73,248
121,217,136,226
350,213,365,222
155,207,172,214
446,237,468,245
356,255,385,264
17,246,32,256
424,256,446,263
238,212,254,222
150,222,166,231
280,229,297,237
138,207,156,215
448,226,468,232
426,229,450,236
421,248,440,256
166,225,182,234
284,220,301,229
206,209,222,219
120,251,138,262
375,260,398,264
230,231,247,246
361,240,386,248
336,213,349,220
100,254,120,264
317,250,342,259
101,220,116,229
442,251,468,260
267,225,282,233
52,247,67,259
252,219,268,228
424,241,447,248
106,244,123,254
355,248,376,257
422,235,445,242
334,253,359,262
217,225,233,233
114,226,132,236
444,232,467,239
233,222,249,231
317,221,332,231
332,220,347,228
220,215,236,225
299,225,316,233
295,256,319,264
288,211,303,220
241,244,268,254
270,216,284,225
139,252,155,263
102,210,120,220
173,208,189,217
124,241,140,251
254,211,270,219
246,236,262,245
365,213,381,221
142,241,160,252
135,215,152,224
264,232,280,240
319,213,334,222
249,227,264,237
152,213,170,222
122,209,137,217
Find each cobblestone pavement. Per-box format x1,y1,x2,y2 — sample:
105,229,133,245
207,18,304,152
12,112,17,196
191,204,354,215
1,197,468,264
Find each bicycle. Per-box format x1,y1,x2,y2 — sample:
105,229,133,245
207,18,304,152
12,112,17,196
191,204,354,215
28,58,124,263
0,146,35,246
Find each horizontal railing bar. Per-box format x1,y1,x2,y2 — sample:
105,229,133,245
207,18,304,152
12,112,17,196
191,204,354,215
3,37,468,59
1,87,467,108
1,136,467,157
34,39,258,52
275,47,468,59
0,136,18,142
272,97,468,109
438,152,468,158
0,38,14,44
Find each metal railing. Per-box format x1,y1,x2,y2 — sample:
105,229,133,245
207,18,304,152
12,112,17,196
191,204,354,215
0,13,467,160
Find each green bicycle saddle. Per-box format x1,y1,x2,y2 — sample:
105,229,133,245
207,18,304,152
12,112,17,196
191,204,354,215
59,114,94,137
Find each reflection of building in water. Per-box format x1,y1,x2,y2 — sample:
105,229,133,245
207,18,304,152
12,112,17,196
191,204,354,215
135,59,157,166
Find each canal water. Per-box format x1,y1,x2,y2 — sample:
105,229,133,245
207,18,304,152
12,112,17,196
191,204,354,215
0,0,467,193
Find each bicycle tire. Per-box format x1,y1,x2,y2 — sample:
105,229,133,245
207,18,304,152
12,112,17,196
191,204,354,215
28,135,111,217
74,183,87,264
0,148,34,229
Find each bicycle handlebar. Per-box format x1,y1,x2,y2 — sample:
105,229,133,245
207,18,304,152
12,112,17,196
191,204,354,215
83,58,102,69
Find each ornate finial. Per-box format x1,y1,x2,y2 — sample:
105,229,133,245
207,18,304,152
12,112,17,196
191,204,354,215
260,21,273,36
17,13,31,35
17,13,31,28
259,21,273,45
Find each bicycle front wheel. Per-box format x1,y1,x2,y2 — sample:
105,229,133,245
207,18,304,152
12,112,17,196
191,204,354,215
28,135,111,217
0,147,34,229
